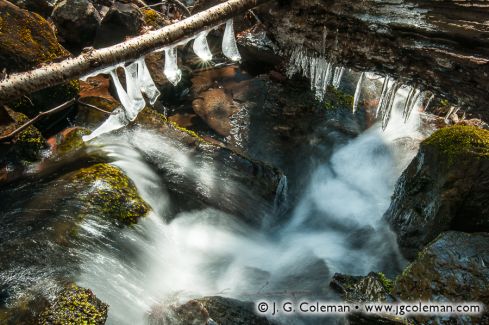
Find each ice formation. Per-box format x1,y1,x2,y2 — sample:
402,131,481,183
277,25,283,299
124,61,146,121
164,47,182,86
137,57,160,105
352,72,365,113
193,30,213,61
222,19,241,61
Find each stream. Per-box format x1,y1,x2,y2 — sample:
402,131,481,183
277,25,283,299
0,65,430,324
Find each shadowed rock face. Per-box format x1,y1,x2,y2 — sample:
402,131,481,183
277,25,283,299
258,0,489,120
383,125,489,260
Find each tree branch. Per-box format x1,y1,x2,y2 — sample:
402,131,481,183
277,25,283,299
0,0,271,104
76,98,112,114
0,98,76,142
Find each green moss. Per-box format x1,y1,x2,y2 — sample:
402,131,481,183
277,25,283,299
377,272,394,293
142,8,166,29
323,86,354,110
70,164,150,225
439,99,450,107
56,128,92,155
423,125,489,164
39,284,107,325
169,120,206,142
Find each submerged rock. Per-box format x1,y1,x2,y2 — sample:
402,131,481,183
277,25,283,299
38,283,108,325
384,125,489,260
393,231,489,324
67,163,150,225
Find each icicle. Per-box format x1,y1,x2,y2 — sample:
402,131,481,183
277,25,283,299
193,30,213,61
109,69,133,114
324,62,334,88
313,58,326,100
405,89,422,123
82,108,128,142
137,57,160,105
352,72,365,113
424,93,435,112
309,57,317,91
376,76,391,117
164,47,182,86
381,82,401,130
332,66,345,88
222,19,241,61
124,61,146,121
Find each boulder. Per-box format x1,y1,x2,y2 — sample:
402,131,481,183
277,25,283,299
67,163,150,225
94,2,144,48
38,283,108,325
51,0,101,52
393,231,489,325
149,296,275,325
384,125,489,260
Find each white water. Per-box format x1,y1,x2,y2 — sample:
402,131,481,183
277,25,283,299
222,19,241,61
75,99,424,324
193,30,213,62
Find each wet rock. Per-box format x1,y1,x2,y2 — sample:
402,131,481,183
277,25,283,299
384,125,489,260
76,75,119,127
149,296,275,325
258,0,489,121
133,107,283,225
51,0,101,52
393,231,489,325
192,88,238,137
237,25,281,68
0,108,45,171
47,127,91,156
330,273,404,325
67,163,150,225
94,2,144,48
38,283,108,325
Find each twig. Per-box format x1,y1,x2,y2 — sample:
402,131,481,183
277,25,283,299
0,98,76,142
76,98,113,115
147,0,191,17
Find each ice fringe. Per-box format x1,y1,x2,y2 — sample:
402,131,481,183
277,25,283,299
222,19,241,61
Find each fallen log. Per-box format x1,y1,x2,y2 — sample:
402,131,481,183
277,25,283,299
0,0,271,104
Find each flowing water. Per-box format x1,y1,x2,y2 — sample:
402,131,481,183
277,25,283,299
0,68,429,324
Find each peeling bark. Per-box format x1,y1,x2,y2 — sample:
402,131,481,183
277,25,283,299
0,0,271,104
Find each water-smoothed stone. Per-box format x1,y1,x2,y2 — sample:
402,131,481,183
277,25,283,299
393,231,489,324
149,296,275,325
38,283,108,325
67,163,149,225
47,127,91,156
51,0,101,52
133,107,283,225
384,125,489,260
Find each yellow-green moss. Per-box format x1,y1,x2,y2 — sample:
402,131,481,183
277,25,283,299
323,86,354,110
39,284,107,325
423,125,489,162
169,120,206,142
377,272,394,293
56,128,92,155
142,8,166,29
70,163,149,225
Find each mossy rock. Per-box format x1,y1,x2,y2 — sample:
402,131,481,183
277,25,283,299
0,107,45,164
0,1,79,118
50,127,92,156
142,8,169,29
423,125,489,162
323,85,354,110
68,163,149,225
38,283,108,325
